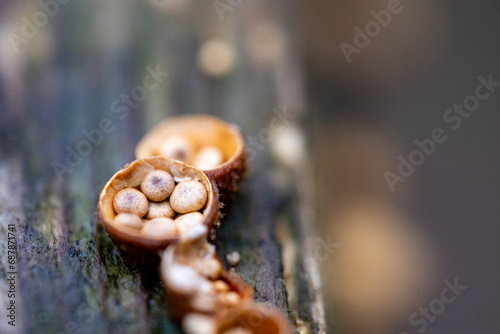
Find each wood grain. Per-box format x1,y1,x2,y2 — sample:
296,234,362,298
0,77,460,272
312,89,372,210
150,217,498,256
0,1,325,333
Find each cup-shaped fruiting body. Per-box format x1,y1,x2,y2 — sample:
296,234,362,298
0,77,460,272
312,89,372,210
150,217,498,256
181,302,293,334
161,226,253,321
212,303,293,334
98,157,220,254
136,115,246,192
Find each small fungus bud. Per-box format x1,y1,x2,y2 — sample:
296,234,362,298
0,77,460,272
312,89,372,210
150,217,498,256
226,251,241,267
222,327,252,334
159,136,194,162
146,201,176,219
212,280,230,293
114,213,143,229
193,146,225,170
170,180,208,213
175,212,205,235
113,188,149,217
141,170,175,202
223,291,240,306
199,258,222,280
141,217,178,238
182,313,216,334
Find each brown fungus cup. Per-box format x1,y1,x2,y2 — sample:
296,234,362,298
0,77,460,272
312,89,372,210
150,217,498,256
160,226,253,322
181,302,293,334
211,302,293,334
97,157,220,266
136,114,246,192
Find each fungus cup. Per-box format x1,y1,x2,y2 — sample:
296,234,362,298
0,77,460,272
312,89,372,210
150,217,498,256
160,226,253,321
212,302,293,334
136,115,246,192
181,302,293,334
97,157,220,266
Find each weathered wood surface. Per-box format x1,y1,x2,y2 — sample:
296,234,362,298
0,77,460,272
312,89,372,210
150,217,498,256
0,1,325,333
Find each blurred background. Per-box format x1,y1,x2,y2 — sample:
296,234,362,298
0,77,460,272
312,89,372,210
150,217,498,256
1,0,499,333
302,0,500,333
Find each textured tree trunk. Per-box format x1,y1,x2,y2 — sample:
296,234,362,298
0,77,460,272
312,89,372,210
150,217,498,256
0,1,325,333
